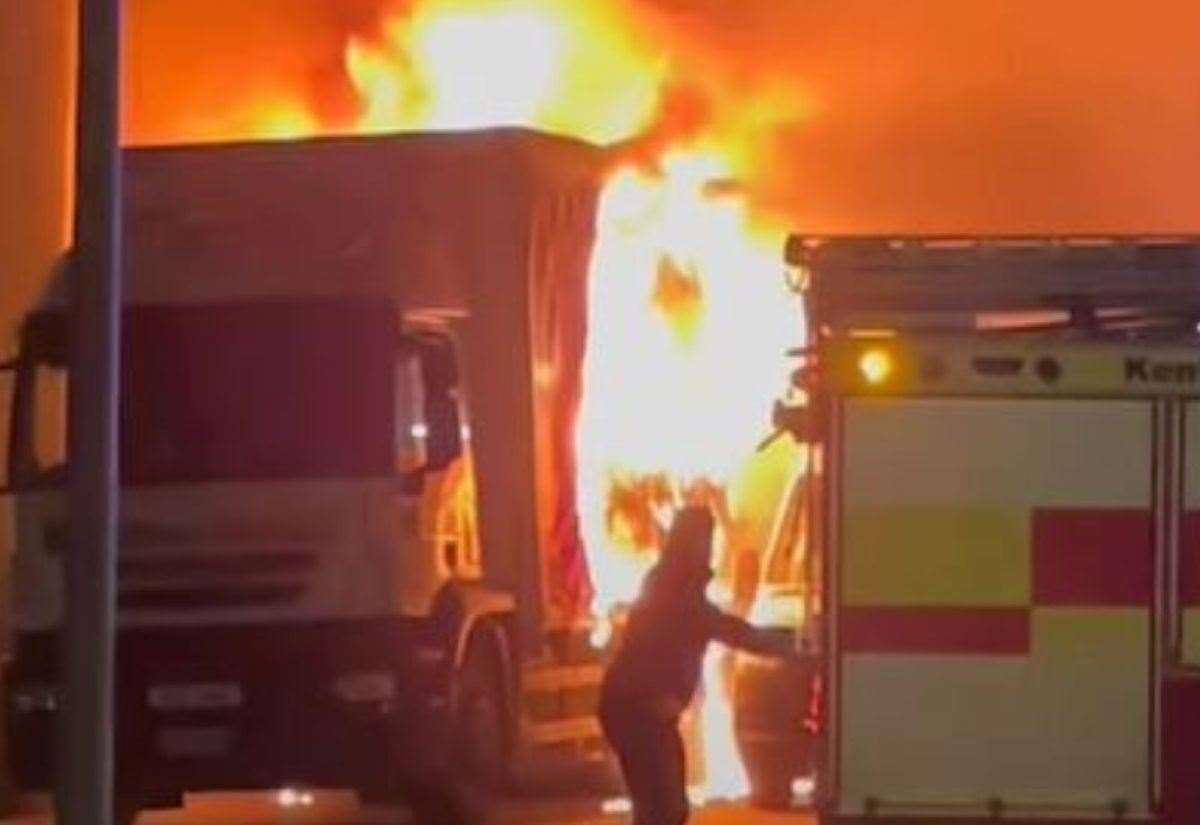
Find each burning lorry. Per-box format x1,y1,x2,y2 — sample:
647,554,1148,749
777,235,1200,824
3,130,619,818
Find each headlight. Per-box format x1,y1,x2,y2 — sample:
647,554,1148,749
12,683,59,713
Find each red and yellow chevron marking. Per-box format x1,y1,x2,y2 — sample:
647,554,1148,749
842,508,1152,656
836,398,1154,817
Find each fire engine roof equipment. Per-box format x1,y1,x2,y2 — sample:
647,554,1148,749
787,235,1200,337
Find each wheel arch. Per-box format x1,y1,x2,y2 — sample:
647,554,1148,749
432,582,519,722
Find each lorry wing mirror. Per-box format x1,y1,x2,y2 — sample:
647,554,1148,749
774,401,815,442
757,401,816,451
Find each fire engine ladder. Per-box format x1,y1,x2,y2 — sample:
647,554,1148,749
785,235,1200,339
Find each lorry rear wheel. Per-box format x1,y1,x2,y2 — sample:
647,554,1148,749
455,635,511,790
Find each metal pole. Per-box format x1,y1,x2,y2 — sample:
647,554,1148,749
57,0,122,822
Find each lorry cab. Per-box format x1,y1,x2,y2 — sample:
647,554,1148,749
6,300,476,624
779,236,1200,824
4,298,484,807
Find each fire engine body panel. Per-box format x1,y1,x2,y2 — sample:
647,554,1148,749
784,237,1200,823
5,129,606,806
1183,409,1200,668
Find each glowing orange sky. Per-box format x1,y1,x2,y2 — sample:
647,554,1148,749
119,0,1200,233
3,0,1200,342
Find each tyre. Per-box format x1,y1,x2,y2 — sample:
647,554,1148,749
453,631,512,790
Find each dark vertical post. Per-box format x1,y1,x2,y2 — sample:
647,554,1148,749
58,0,122,823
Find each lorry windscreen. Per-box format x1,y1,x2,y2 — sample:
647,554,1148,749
14,300,401,486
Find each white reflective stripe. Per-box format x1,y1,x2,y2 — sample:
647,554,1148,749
148,683,243,710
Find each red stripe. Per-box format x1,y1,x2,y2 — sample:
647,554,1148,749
1164,678,1200,821
1031,508,1153,607
1182,512,1200,605
841,607,1030,655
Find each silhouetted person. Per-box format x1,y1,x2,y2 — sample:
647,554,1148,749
599,506,798,825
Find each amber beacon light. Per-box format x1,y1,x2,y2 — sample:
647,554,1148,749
858,348,894,385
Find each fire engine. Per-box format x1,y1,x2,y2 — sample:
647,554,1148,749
2,130,613,822
775,236,1200,823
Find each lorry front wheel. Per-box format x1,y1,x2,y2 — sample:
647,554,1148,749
454,633,512,790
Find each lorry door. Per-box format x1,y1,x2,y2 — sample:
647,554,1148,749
832,397,1155,819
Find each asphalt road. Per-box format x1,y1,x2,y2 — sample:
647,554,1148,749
2,792,815,825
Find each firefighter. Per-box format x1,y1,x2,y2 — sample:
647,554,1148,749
599,505,799,825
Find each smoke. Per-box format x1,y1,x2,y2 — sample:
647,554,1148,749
124,0,394,142
98,0,1200,232
0,0,74,348
625,0,1200,232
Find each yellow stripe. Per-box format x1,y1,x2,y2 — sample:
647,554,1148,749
1032,608,1150,664
1183,609,1200,667
842,507,1029,607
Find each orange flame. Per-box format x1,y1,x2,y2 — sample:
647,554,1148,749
577,150,801,610
344,0,666,143
577,149,804,799
125,0,807,801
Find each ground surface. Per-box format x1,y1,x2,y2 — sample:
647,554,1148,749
2,792,814,824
